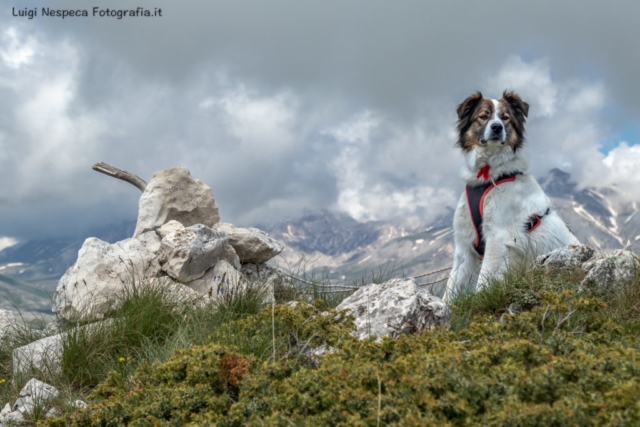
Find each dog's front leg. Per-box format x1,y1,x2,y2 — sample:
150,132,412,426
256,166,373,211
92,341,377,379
443,244,482,304
476,233,513,291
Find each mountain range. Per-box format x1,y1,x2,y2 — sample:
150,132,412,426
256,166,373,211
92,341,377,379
1,168,638,313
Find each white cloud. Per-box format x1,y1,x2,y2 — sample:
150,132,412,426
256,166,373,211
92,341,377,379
0,28,36,70
603,142,640,192
0,25,636,238
0,237,18,251
0,27,106,203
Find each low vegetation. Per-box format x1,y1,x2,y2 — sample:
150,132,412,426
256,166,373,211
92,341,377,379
2,261,640,425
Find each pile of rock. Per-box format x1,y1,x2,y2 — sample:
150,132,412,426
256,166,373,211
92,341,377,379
52,167,285,322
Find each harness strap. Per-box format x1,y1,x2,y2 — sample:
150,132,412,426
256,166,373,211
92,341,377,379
466,172,521,257
466,171,550,257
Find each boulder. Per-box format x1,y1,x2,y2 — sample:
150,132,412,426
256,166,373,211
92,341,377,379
0,310,17,342
13,334,63,377
134,167,220,237
0,410,23,425
158,224,228,282
187,259,242,299
13,320,113,377
157,220,185,239
12,379,59,414
536,244,596,269
582,249,639,289
336,278,451,340
216,223,284,263
537,245,640,290
52,237,161,321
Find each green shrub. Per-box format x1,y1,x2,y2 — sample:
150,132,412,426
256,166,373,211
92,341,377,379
48,291,640,426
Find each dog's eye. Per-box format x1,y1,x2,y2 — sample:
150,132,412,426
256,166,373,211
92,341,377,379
479,115,488,120
502,115,509,121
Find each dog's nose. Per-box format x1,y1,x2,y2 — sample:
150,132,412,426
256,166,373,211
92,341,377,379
490,123,503,134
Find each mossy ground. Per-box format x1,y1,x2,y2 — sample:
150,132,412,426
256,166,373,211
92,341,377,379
2,262,640,425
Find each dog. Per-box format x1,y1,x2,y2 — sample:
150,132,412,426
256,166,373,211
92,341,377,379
443,91,579,303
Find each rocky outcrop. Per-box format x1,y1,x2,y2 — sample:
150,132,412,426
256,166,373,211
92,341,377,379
336,278,451,340
537,245,640,290
134,167,220,237
52,237,160,321
48,166,286,321
158,224,228,283
216,223,284,263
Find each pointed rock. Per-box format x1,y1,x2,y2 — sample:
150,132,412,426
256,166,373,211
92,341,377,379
134,167,220,237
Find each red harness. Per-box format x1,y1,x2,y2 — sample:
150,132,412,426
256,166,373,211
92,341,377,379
465,166,547,257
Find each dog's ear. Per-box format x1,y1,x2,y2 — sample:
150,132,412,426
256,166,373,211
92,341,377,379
456,91,483,121
502,90,529,120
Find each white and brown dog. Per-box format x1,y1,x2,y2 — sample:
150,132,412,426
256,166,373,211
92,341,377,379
443,91,579,302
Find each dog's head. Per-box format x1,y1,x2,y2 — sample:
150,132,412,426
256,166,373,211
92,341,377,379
455,91,529,152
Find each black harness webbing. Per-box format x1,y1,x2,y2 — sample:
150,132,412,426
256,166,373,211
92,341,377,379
465,172,549,257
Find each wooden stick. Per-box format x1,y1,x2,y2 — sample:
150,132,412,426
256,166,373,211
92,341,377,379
286,274,359,290
412,266,452,280
92,162,148,192
418,276,449,287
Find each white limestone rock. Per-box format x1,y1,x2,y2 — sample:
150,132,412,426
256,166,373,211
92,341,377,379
0,410,23,425
536,244,596,269
187,259,242,300
336,278,451,340
216,223,284,264
52,237,160,321
135,230,162,254
134,167,220,237
581,249,640,289
13,334,63,378
12,379,59,414
158,224,228,282
537,245,640,290
220,244,241,270
0,310,17,343
161,278,207,307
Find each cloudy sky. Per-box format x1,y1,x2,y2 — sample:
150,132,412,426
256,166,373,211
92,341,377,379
0,0,639,246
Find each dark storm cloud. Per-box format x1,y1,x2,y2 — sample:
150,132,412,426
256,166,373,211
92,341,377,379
0,0,638,240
